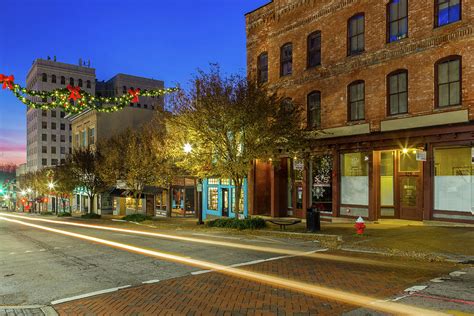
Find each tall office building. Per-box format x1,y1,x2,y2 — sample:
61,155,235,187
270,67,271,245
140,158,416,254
25,58,96,172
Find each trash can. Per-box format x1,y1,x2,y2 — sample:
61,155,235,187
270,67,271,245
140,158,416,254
306,208,321,232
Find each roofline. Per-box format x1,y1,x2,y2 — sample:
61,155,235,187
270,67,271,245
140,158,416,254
244,1,273,16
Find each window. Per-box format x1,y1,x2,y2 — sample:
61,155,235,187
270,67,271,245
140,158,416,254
60,147,65,154
280,43,293,77
74,133,79,147
42,134,47,141
87,80,91,88
388,70,408,115
42,110,47,117
42,121,47,129
51,110,56,117
51,134,57,142
88,128,95,145
307,31,321,68
60,159,65,165
123,86,127,94
348,14,365,55
51,122,56,130
78,79,83,87
257,52,269,84
434,146,473,212
436,56,461,107
307,91,321,129
52,75,57,83
51,147,56,154
341,152,369,206
388,0,408,42
60,134,65,142
69,77,74,86
348,81,365,121
207,187,218,210
61,76,65,85
42,146,47,154
42,159,47,166
82,130,87,147
42,73,47,82
60,111,65,118
60,123,65,130
435,0,461,27
51,159,58,166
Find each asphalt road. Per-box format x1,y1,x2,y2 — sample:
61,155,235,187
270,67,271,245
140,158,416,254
0,214,319,306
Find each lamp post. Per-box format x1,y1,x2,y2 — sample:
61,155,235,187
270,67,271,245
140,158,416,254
183,143,203,225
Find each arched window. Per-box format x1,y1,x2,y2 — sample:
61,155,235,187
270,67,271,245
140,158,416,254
257,52,268,84
51,75,57,83
42,73,47,82
436,55,461,107
61,76,65,85
307,91,321,129
86,80,91,88
435,0,461,27
348,14,365,55
69,77,74,86
280,43,293,77
387,0,408,42
307,31,321,68
387,69,408,115
78,79,83,87
348,80,365,121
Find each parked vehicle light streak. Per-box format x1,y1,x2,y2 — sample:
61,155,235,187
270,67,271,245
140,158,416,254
0,216,445,315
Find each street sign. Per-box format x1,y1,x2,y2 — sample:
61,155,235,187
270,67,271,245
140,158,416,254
196,183,203,192
416,151,427,161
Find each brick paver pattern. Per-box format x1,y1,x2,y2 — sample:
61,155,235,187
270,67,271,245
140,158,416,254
54,252,455,315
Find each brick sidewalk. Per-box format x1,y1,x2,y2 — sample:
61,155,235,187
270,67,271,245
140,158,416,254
54,252,457,315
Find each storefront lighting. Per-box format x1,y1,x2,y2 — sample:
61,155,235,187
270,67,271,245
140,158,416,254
402,148,409,154
412,149,417,154
48,182,55,190
26,188,32,193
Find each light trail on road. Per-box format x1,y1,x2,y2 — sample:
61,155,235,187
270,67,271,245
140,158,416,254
0,213,400,268
0,215,446,316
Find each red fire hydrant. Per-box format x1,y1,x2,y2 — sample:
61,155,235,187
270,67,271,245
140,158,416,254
355,216,366,235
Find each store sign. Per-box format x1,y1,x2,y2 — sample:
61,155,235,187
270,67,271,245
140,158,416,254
416,151,427,161
196,183,203,192
294,160,304,171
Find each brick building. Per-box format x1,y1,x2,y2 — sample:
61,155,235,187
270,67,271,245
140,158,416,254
246,0,474,223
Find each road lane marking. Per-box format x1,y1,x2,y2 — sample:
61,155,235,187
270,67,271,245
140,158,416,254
51,285,131,305
142,279,161,284
0,215,446,316
0,213,399,268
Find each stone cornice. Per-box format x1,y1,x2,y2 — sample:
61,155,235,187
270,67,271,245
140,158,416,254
267,25,473,90
247,0,358,45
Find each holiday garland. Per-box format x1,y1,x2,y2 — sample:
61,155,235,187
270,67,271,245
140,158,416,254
0,74,178,114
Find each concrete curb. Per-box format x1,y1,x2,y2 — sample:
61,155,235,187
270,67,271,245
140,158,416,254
0,305,58,316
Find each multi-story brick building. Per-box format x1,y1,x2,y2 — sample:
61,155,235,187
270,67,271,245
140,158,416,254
246,0,473,223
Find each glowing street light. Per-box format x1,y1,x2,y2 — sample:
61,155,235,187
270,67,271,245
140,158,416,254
183,143,193,154
20,190,26,196
48,182,55,190
26,188,32,194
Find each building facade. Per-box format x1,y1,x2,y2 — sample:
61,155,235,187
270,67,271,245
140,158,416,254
246,0,474,223
26,58,95,172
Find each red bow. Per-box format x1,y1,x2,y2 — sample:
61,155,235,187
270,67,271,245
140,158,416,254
0,74,14,90
128,88,140,103
67,85,82,101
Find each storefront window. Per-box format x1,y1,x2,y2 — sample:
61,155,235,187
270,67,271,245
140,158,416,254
155,191,168,211
208,187,218,210
126,197,142,210
341,152,369,206
310,155,333,211
208,179,219,185
232,188,244,212
434,147,473,212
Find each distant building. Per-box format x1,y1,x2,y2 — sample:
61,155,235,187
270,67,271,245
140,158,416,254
246,0,473,223
25,59,95,172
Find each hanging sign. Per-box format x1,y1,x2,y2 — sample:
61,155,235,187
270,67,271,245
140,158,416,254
293,160,304,171
416,151,427,161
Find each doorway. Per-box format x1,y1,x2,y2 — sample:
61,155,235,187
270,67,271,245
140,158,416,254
378,150,423,220
221,188,229,217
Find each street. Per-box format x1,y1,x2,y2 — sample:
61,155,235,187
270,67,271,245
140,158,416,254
1,213,472,315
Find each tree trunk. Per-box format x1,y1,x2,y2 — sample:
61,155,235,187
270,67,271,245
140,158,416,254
233,178,243,219
135,192,142,214
89,194,94,214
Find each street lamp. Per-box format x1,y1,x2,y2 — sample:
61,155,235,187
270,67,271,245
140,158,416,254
183,143,193,154
26,188,32,194
48,182,55,190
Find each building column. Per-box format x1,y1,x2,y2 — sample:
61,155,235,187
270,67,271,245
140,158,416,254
423,144,433,220
331,149,340,219
369,151,380,221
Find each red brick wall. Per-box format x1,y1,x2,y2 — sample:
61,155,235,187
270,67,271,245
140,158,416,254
246,0,474,130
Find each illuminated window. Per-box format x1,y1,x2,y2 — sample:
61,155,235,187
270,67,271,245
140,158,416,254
208,178,219,185
435,0,461,27
207,187,218,210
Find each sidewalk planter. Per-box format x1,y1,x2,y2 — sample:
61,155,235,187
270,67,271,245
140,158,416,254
202,178,248,220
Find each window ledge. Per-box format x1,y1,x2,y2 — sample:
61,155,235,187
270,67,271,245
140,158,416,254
433,104,463,113
386,36,409,46
434,19,463,30
386,113,410,120
346,120,367,126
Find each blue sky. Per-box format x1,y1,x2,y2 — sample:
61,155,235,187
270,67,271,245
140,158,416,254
0,0,269,165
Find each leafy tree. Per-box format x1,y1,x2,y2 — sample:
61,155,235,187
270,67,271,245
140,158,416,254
54,164,78,213
68,147,107,214
167,66,303,216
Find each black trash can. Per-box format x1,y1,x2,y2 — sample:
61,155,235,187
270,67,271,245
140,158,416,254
306,208,321,232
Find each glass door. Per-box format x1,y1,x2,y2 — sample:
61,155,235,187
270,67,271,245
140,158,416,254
397,150,423,220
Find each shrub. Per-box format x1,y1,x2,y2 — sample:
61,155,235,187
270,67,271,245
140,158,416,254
40,211,54,216
122,214,152,222
57,212,72,217
81,213,102,219
206,217,266,230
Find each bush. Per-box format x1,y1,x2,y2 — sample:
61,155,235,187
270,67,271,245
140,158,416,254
122,214,152,222
57,212,72,217
206,217,266,230
40,211,54,216
81,213,102,219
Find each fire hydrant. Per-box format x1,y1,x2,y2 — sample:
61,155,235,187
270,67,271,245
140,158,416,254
355,216,366,235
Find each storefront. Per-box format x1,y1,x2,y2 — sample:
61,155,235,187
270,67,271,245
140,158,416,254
202,178,248,219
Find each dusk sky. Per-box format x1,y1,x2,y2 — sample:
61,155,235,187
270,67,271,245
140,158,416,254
0,0,269,165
